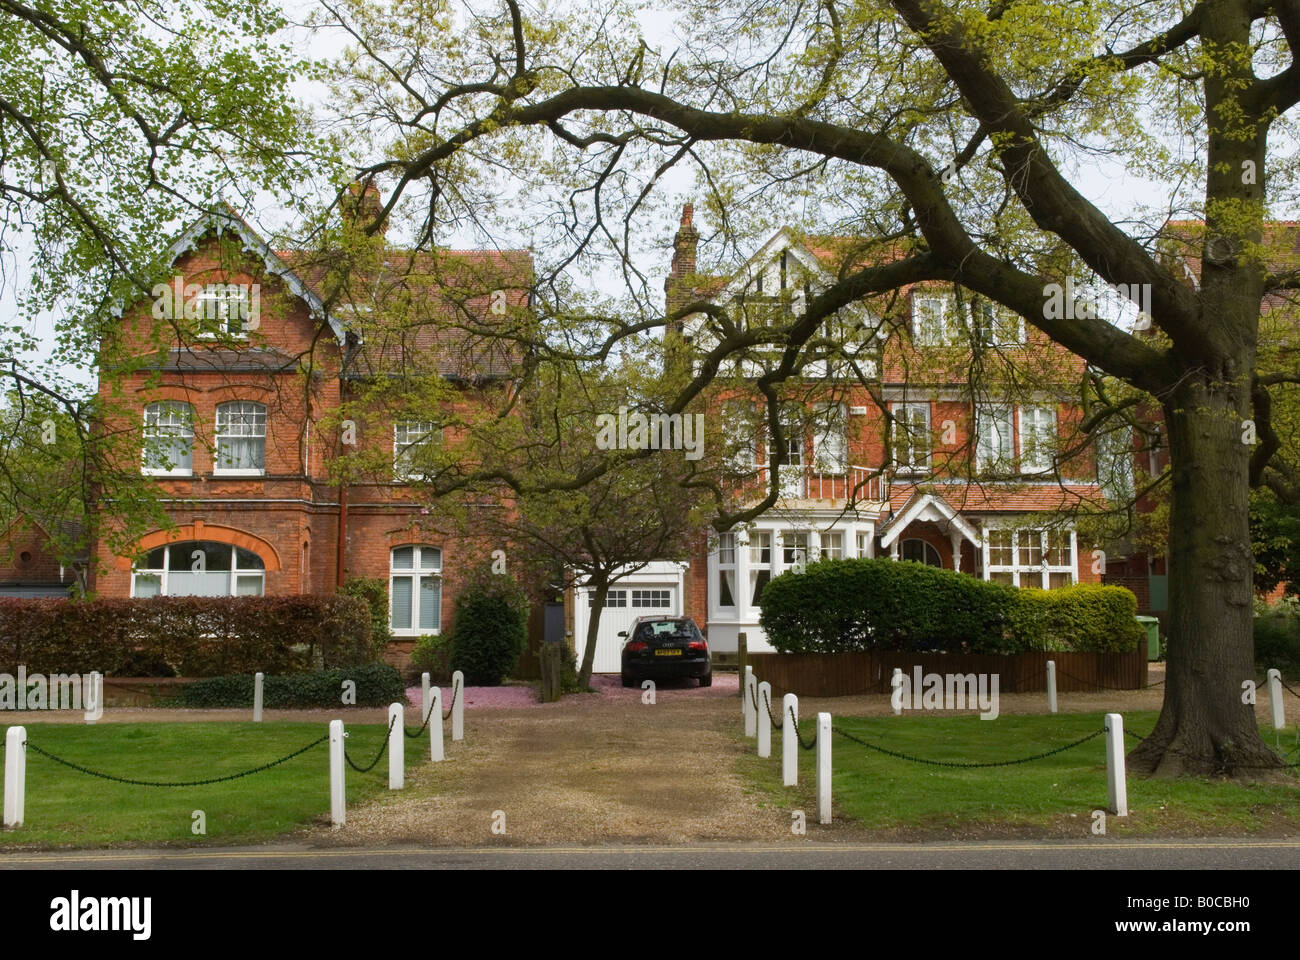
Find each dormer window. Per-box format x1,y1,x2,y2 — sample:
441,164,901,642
912,293,955,345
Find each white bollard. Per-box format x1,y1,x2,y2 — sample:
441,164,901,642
4,726,26,828
1046,660,1058,715
388,702,404,790
253,672,264,723
743,666,756,738
451,670,465,742
783,693,798,787
84,671,102,724
421,672,431,723
757,681,772,758
429,687,444,762
1267,669,1286,730
329,720,345,828
1104,712,1127,817
816,712,832,824
891,667,902,716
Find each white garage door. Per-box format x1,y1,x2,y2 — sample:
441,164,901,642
575,584,679,673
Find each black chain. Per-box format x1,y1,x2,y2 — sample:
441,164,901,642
832,725,1104,768
404,692,440,739
1053,666,1158,693
788,706,816,750
443,677,461,721
344,715,398,773
24,735,327,787
761,688,782,729
1278,677,1300,700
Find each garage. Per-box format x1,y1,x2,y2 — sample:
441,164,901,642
572,562,686,673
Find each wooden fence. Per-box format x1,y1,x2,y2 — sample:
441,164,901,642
747,649,1148,697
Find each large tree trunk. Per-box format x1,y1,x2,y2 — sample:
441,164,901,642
1128,380,1282,779
576,578,608,690
1127,0,1285,781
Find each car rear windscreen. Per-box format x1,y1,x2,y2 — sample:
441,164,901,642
635,620,693,641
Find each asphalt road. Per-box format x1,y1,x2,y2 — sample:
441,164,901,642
0,839,1295,869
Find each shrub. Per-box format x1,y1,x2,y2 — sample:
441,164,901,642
409,633,454,682
1255,598,1300,673
0,595,373,677
1027,583,1144,653
759,558,1015,653
449,565,529,685
180,663,406,708
759,558,1143,654
338,577,392,648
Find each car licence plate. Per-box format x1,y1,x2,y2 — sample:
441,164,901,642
655,648,682,656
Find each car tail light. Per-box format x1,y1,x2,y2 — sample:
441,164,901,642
626,641,648,652
688,640,707,651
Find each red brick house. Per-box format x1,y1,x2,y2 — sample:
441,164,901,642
574,207,1111,663
89,194,532,661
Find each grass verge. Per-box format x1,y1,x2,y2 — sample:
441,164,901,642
740,710,1300,837
0,721,426,849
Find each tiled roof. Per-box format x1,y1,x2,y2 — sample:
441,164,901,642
279,247,534,379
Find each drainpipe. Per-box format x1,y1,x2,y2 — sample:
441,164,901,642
336,482,348,588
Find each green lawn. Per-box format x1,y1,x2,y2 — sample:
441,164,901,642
0,721,429,848
742,710,1300,835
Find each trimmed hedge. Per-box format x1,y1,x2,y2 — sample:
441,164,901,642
0,595,375,677
179,663,406,708
759,558,1142,654
449,565,529,686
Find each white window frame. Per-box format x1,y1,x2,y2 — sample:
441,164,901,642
891,402,931,475
766,418,804,498
194,283,253,339
811,403,848,475
819,531,844,560
394,420,438,482
1019,405,1057,475
389,545,443,636
982,526,1076,589
748,531,773,607
715,532,737,609
973,298,1025,346
631,588,672,608
912,293,954,346
214,401,267,476
976,405,1014,473
141,401,194,476
130,541,265,597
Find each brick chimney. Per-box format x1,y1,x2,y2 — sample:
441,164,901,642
342,180,387,236
664,203,700,322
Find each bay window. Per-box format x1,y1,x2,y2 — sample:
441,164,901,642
984,527,1076,588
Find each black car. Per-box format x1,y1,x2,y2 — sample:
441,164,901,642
619,616,711,688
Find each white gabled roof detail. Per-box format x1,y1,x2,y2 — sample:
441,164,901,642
112,208,347,343
878,491,982,548
715,227,834,304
